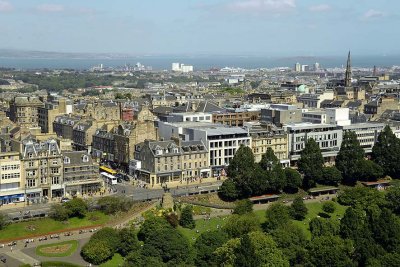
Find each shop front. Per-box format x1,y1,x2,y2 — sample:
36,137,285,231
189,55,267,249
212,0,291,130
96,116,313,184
0,192,24,205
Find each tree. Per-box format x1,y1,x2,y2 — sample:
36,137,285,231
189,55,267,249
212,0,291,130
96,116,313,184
260,147,287,192
179,205,195,229
307,235,355,267
309,217,339,238
355,160,383,182
321,166,342,186
219,179,239,201
386,186,400,215
0,212,7,230
322,201,336,213
90,227,121,252
194,231,229,267
264,203,291,232
338,186,386,209
234,231,289,267
118,227,141,257
290,197,308,220
233,199,253,215
214,238,241,267
372,125,400,179
336,131,365,185
283,168,302,193
371,208,400,252
141,228,192,265
224,213,261,238
271,223,308,266
138,216,172,241
340,207,365,239
165,213,179,228
298,138,324,188
81,240,114,265
97,196,134,214
227,145,257,198
49,204,70,221
63,198,88,218
260,147,280,171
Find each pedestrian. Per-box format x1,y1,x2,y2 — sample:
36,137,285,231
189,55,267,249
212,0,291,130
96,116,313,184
10,246,12,252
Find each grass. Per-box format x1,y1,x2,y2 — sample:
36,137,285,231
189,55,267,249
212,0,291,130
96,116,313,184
179,214,229,243
99,253,124,267
291,201,347,239
36,240,79,257
0,211,109,241
40,261,82,267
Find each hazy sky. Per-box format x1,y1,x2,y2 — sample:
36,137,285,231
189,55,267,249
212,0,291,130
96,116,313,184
0,0,398,56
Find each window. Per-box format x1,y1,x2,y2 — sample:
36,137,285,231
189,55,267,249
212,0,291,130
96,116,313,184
27,179,36,187
64,157,70,164
28,161,34,167
51,177,59,185
51,168,59,174
52,160,58,165
82,155,89,162
40,177,47,184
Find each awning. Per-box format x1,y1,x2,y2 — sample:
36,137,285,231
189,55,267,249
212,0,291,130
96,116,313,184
200,168,211,172
0,193,24,200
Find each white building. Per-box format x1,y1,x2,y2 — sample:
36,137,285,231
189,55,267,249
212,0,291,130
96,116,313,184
0,152,24,205
171,63,194,73
284,123,343,163
340,123,385,153
167,112,213,123
172,63,181,71
158,121,251,176
297,91,335,108
302,108,351,126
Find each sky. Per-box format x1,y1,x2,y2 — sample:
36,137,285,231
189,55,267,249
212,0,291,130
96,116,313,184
0,0,399,56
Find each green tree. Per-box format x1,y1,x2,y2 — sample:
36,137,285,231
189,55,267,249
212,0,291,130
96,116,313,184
179,205,195,229
355,160,384,182
321,166,342,186
194,230,229,267
264,203,291,232
214,238,241,267
309,217,339,238
234,231,289,267
49,204,70,221
0,212,7,230
219,179,239,201
260,147,280,171
298,138,324,188
90,227,121,252
81,240,114,265
118,227,141,257
260,147,286,192
224,213,261,238
165,213,179,228
138,216,172,241
290,197,308,220
372,125,400,179
336,131,365,185
386,186,400,215
322,201,336,213
227,145,257,198
271,223,308,266
338,186,386,209
283,168,302,193
307,235,355,267
63,198,88,218
97,196,134,214
233,199,253,215
371,208,400,252
340,207,365,239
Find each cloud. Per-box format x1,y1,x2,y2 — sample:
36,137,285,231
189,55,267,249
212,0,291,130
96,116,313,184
227,0,296,13
36,4,65,13
0,0,13,12
309,4,331,12
362,9,384,20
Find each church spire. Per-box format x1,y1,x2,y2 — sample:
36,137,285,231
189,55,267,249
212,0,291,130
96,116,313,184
345,50,352,87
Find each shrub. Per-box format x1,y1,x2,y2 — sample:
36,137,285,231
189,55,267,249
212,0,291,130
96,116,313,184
49,204,70,221
233,199,253,215
63,198,88,218
81,240,114,265
165,213,179,228
0,212,7,230
97,196,134,215
290,197,308,221
322,201,336,214
179,205,195,229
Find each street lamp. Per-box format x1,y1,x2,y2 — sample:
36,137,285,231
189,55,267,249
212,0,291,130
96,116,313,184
24,184,27,207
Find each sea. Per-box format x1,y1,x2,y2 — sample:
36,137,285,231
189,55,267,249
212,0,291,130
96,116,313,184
1,55,400,70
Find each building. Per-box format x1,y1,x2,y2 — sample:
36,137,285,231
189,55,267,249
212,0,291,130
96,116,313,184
9,96,44,129
74,101,120,121
295,62,301,72
171,63,193,73
92,126,115,161
212,110,260,127
38,97,72,133
284,123,343,163
302,108,351,126
261,104,302,127
53,115,82,140
297,91,335,108
72,119,98,152
340,123,384,153
18,138,64,201
133,139,209,186
0,151,23,205
248,125,289,165
62,151,103,197
164,112,213,123
113,106,158,170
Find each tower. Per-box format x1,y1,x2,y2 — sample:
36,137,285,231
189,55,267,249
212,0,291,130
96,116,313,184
345,51,352,87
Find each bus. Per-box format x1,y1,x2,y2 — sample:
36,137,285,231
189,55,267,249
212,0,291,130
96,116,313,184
100,172,117,185
99,165,117,175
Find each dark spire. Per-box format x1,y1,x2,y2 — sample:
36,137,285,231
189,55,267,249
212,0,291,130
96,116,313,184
345,51,352,87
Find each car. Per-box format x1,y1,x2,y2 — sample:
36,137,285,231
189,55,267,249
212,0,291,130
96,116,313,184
117,177,123,183
123,175,130,181
60,197,70,203
0,255,6,263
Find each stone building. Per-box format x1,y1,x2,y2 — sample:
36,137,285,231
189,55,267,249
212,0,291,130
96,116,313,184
38,97,72,133
9,96,44,129
74,100,120,121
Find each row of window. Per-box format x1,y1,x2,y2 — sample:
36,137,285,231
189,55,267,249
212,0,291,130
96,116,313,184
1,173,20,180
1,164,20,171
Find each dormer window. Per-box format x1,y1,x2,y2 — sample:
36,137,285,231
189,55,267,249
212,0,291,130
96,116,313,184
155,149,163,155
64,157,70,164
82,155,89,162
173,148,179,153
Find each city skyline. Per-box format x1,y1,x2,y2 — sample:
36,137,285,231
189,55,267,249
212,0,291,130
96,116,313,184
0,0,399,56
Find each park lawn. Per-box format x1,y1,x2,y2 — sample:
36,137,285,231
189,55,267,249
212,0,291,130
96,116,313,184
292,201,347,239
179,215,229,243
36,240,79,257
99,253,124,267
0,211,109,241
40,261,82,267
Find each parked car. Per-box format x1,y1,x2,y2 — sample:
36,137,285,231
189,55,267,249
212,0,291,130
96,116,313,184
60,197,70,203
